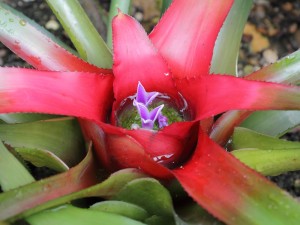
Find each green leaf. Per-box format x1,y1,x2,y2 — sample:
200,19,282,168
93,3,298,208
231,127,300,175
241,110,300,137
46,0,112,68
232,148,300,176
26,205,146,225
232,127,300,150
90,200,149,222
0,146,98,222
0,113,57,124
115,178,175,225
161,0,172,14
0,141,34,191
16,147,69,172
107,0,131,49
210,0,253,75
0,117,85,167
175,201,224,225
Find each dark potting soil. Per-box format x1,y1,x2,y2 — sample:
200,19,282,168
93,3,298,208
1,0,300,198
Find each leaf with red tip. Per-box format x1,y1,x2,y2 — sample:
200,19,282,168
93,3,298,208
0,3,110,74
0,146,98,221
173,131,300,224
176,75,300,120
210,50,300,144
0,68,113,122
149,0,234,79
112,12,178,107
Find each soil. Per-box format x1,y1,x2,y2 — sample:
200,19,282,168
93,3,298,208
1,0,300,197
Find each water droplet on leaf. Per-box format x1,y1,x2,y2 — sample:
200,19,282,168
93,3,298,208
19,20,26,26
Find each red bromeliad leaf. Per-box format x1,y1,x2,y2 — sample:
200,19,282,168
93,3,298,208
0,4,110,74
112,12,179,108
149,0,234,79
106,133,172,179
0,68,113,122
173,131,300,224
176,75,300,120
85,120,198,173
105,121,198,167
210,110,251,146
125,122,198,166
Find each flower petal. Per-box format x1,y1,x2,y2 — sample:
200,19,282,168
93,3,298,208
176,75,300,120
173,131,300,224
136,82,159,106
112,12,178,106
149,0,234,79
0,68,113,122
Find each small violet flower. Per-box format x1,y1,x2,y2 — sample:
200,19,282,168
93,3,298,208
133,82,168,130
135,81,159,106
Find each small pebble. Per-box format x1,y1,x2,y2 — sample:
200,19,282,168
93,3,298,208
294,30,300,46
262,49,278,64
45,19,60,30
254,5,266,19
282,2,293,12
134,12,143,22
243,64,254,75
294,179,300,189
289,23,298,34
0,49,7,57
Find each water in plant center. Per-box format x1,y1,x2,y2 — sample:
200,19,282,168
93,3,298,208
116,93,190,130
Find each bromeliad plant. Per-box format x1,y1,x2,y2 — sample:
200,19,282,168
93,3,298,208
2,0,300,224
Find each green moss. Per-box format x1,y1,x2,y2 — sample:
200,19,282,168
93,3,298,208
117,101,183,130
